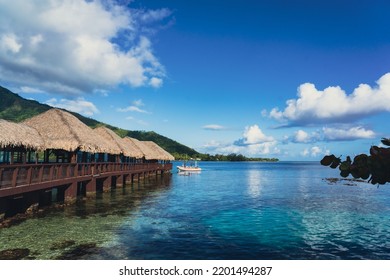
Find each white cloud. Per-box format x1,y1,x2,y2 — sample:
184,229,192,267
137,8,172,23
45,97,99,116
202,140,223,148
20,86,46,94
301,148,309,157
201,140,279,156
291,129,321,143
0,0,170,95
269,73,390,125
322,126,375,141
149,77,163,88
301,146,330,157
235,125,274,146
294,129,310,143
202,141,280,157
203,124,226,131
118,99,150,113
0,33,22,53
132,99,144,107
201,125,279,156
310,146,322,157
286,126,375,144
118,106,149,113
246,142,280,155
30,34,43,47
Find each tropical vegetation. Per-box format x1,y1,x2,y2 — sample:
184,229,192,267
320,138,390,185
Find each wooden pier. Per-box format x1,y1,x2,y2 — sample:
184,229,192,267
0,109,175,220
0,162,172,219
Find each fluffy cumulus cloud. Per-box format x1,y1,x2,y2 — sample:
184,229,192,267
0,0,170,95
46,97,99,116
234,125,274,146
202,125,279,156
202,140,279,156
149,77,163,88
301,146,330,157
322,126,376,141
292,129,319,143
269,73,390,125
286,126,375,144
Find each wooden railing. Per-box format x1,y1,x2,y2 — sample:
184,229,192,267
0,162,172,190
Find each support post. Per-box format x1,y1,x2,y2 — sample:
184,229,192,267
117,175,125,188
85,178,96,195
103,176,112,192
64,182,78,203
0,197,8,222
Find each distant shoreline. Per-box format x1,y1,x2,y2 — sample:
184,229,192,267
198,159,280,162
172,153,278,162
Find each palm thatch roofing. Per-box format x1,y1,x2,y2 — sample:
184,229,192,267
142,141,175,161
119,137,144,159
123,137,156,160
23,109,121,154
94,126,143,158
0,119,45,150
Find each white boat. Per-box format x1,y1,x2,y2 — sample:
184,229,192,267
177,160,201,172
177,165,202,172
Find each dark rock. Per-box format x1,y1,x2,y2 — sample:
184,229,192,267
0,214,28,229
0,248,30,260
55,242,98,260
25,203,39,214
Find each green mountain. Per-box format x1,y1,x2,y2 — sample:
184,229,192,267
0,86,51,122
0,85,198,156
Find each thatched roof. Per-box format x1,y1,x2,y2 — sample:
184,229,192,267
0,119,45,150
122,137,173,160
94,126,143,158
23,109,121,154
123,137,156,160
142,141,175,161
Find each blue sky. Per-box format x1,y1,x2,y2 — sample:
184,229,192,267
1,0,390,160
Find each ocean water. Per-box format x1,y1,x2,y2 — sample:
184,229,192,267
1,161,390,260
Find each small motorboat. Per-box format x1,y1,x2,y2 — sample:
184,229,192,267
177,165,202,172
177,160,201,172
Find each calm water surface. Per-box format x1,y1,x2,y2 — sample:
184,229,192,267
1,161,390,259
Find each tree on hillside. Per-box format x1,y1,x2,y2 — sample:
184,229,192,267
320,138,390,185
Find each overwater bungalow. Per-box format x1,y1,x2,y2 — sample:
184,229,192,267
123,137,158,163
94,126,143,163
23,109,120,163
0,119,45,164
142,141,175,163
0,109,173,221
122,137,145,158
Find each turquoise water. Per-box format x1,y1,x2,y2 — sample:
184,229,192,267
1,161,390,259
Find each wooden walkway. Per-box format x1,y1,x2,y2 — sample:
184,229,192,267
0,162,172,218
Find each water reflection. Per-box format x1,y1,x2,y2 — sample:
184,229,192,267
246,169,263,198
0,175,172,259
